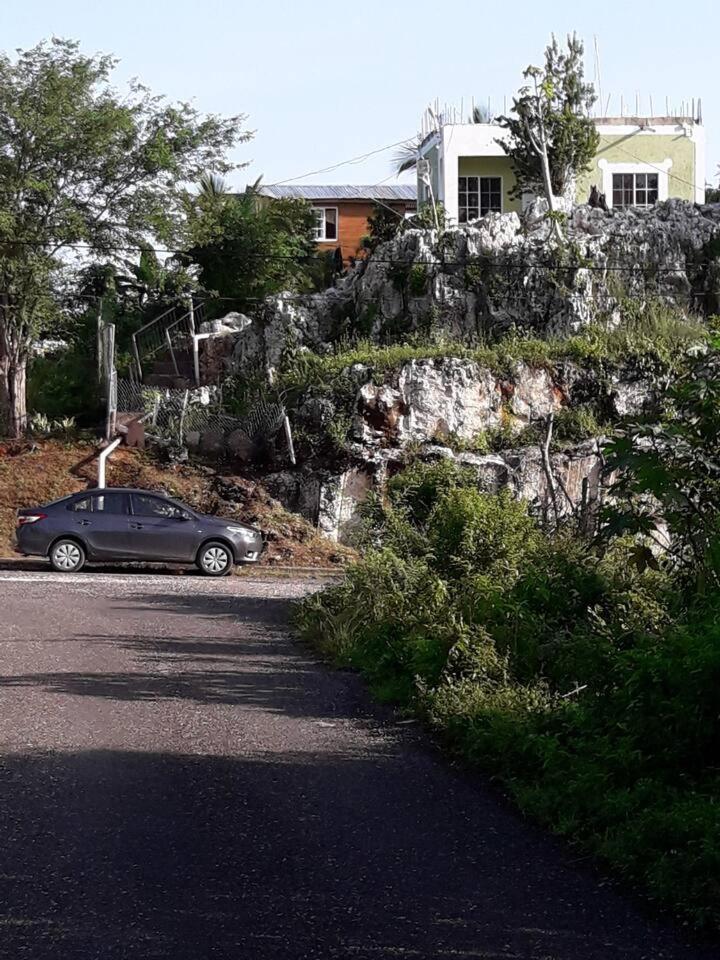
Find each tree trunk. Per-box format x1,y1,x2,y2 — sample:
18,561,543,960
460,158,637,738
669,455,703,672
0,350,28,439
0,293,29,439
8,358,28,438
0,352,10,437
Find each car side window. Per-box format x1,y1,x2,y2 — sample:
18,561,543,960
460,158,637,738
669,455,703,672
69,497,92,512
132,494,179,519
92,493,130,515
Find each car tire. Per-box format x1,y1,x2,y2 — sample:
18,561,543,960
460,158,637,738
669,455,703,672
197,541,233,577
50,539,86,573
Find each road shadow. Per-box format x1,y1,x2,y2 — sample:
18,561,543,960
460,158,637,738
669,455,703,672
0,587,367,721
0,748,716,960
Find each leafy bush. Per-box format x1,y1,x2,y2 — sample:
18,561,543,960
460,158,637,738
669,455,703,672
27,349,102,425
295,443,720,928
604,348,720,589
387,459,477,526
427,488,539,579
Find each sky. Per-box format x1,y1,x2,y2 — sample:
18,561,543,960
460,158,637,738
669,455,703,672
1,0,719,190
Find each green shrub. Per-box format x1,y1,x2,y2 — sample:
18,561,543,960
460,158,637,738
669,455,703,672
27,349,102,425
408,263,429,296
387,458,477,527
427,487,540,579
295,445,720,928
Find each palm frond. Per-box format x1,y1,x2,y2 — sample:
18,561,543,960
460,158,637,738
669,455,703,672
199,172,229,197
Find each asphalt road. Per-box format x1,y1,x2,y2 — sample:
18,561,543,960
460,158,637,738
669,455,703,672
0,569,716,960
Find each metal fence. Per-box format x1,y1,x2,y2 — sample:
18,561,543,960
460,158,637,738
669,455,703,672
115,378,291,455
131,301,207,383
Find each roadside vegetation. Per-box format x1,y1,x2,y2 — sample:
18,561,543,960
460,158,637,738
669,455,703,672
276,300,705,395
295,343,720,929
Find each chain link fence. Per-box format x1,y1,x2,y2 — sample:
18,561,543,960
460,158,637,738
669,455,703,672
115,378,291,456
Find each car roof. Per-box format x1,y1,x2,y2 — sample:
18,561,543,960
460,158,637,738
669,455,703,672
70,488,181,500
80,487,173,496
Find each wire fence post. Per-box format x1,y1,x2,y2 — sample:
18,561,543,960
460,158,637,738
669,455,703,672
283,415,296,466
178,390,189,446
105,369,117,441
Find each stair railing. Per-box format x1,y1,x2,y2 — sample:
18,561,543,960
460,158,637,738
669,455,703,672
132,300,198,382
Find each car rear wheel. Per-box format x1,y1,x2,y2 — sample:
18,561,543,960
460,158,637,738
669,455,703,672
50,539,86,573
198,542,233,577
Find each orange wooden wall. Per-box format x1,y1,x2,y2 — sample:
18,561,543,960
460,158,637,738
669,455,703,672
317,201,414,262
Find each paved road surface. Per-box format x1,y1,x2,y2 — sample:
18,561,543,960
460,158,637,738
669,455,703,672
0,569,715,959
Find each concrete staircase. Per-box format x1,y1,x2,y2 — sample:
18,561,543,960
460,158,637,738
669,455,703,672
143,351,195,390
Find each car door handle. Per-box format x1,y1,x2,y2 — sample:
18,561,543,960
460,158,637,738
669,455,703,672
76,520,92,526
129,522,144,529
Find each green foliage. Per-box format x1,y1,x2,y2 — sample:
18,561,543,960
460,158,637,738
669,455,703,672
387,459,478,526
27,349,102,425
362,203,403,253
603,348,720,590
427,488,539,579
28,412,77,437
181,185,317,309
0,37,244,435
408,263,430,296
296,444,720,927
268,305,705,422
497,34,599,197
410,201,448,231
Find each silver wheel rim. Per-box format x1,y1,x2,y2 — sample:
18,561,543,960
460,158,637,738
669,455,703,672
202,547,229,573
54,543,81,570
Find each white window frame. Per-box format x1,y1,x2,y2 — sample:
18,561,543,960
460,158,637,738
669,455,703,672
599,159,672,209
457,175,503,222
311,206,339,242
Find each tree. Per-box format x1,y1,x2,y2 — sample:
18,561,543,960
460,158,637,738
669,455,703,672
361,202,404,253
181,181,317,309
603,348,720,590
0,38,245,437
497,33,599,230
392,137,422,175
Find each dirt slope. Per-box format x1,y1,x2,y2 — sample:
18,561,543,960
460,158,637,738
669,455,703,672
0,438,354,568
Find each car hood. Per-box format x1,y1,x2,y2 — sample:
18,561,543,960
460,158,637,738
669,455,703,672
196,513,263,537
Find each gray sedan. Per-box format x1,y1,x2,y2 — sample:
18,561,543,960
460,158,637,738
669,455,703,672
15,488,265,576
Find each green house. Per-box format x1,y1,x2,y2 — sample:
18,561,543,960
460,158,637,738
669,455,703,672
416,111,705,223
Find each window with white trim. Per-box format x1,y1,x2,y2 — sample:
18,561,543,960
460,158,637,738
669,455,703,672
612,173,659,209
458,176,502,222
311,207,338,241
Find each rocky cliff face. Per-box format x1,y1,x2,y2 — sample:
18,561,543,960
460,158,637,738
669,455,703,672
193,199,716,542
198,200,720,383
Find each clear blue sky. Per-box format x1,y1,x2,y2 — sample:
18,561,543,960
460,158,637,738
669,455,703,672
1,0,718,189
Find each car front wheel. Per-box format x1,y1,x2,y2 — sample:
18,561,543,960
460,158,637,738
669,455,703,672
198,542,233,577
50,539,86,573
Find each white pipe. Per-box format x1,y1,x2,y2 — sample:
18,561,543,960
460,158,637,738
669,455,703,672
283,414,296,466
98,437,122,489
193,333,200,386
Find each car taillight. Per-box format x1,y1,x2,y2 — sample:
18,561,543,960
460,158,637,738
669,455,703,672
17,513,47,526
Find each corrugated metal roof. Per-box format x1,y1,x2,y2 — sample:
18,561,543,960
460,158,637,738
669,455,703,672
255,184,417,202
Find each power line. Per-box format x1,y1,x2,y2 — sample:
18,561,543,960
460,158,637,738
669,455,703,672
266,136,415,186
0,232,710,274
613,142,703,195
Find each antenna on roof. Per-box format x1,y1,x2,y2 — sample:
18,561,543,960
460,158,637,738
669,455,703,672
593,36,603,118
